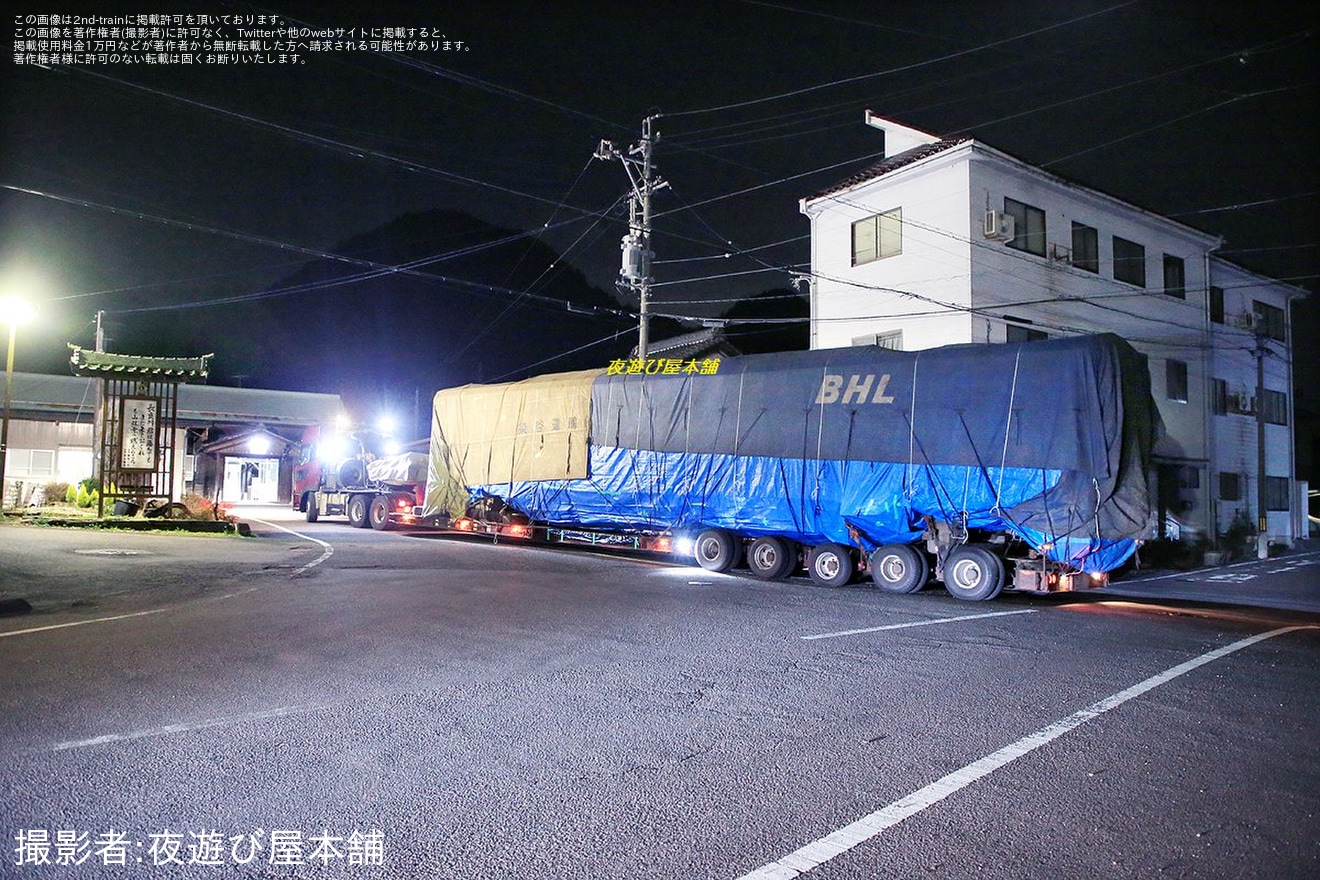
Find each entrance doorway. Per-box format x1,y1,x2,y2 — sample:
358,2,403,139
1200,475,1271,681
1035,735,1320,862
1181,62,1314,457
224,456,279,503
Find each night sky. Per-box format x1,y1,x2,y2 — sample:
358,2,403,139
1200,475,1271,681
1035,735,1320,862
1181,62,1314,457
2,1,1316,426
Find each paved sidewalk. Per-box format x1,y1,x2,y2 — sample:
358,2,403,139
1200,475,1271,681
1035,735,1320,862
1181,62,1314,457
1105,544,1320,614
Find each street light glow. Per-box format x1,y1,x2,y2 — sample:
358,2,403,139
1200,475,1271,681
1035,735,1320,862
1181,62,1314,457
1,295,37,510
0,295,35,328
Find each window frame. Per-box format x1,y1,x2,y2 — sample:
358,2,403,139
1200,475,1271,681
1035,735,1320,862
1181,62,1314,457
851,207,903,266
1252,300,1286,342
1165,359,1188,403
1265,476,1290,512
1004,197,1046,257
1211,377,1228,416
1113,236,1147,287
1071,222,1099,273
1261,389,1288,426
1162,254,1186,299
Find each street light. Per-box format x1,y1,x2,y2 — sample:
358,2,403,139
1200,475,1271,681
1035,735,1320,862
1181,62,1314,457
0,295,36,511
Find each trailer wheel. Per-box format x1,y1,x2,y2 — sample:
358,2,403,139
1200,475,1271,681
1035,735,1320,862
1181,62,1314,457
943,546,1005,601
807,543,855,587
747,536,796,580
347,494,370,528
369,496,392,531
694,529,741,572
304,493,319,523
870,544,928,593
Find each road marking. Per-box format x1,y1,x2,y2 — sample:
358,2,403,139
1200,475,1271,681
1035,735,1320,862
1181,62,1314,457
801,609,1037,640
27,702,332,754
0,520,331,640
0,608,171,639
739,624,1318,880
246,517,333,575
1122,549,1320,584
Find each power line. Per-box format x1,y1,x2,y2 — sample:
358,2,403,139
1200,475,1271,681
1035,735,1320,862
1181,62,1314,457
1,183,635,321
666,0,1140,118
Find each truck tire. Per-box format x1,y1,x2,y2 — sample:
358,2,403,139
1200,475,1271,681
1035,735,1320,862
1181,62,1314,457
807,543,855,587
694,528,741,573
304,493,319,523
369,495,392,531
870,544,928,593
347,494,370,528
943,545,1005,601
747,536,796,580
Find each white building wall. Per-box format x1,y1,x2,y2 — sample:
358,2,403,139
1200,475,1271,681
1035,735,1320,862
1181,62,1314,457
804,147,975,352
1207,260,1298,545
801,125,1299,546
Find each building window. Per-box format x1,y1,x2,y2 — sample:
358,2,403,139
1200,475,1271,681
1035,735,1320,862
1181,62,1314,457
852,208,902,266
1071,222,1099,273
1209,286,1224,323
1166,359,1188,403
1265,476,1290,511
1113,236,1146,287
1163,254,1186,299
852,330,903,350
1252,300,1286,342
1211,378,1228,415
1004,316,1047,342
1219,472,1242,501
29,449,55,476
1004,197,1046,256
7,448,55,478
1261,389,1288,426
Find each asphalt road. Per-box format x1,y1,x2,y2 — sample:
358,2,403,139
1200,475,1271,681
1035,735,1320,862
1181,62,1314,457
1,509,1317,879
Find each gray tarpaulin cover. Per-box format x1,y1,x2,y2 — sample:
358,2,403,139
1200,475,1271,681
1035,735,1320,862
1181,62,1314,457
427,335,1158,571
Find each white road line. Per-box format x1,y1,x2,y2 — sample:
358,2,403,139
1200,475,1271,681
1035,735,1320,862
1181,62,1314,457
802,609,1038,640
245,517,333,575
739,624,1318,880
0,519,331,640
0,608,171,639
29,702,332,754
1121,549,1320,584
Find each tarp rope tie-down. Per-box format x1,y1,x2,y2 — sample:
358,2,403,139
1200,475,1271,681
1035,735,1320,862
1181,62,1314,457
900,409,959,530
994,347,1023,515
906,352,920,501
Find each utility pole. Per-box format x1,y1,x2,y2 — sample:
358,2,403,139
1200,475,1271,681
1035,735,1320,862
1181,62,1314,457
92,310,105,485
594,114,666,358
1254,324,1269,560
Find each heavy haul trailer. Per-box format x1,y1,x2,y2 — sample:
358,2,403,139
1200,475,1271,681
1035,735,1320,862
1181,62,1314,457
423,334,1158,600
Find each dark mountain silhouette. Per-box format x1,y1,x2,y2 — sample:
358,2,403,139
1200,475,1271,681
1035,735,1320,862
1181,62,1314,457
125,209,666,417
719,287,810,354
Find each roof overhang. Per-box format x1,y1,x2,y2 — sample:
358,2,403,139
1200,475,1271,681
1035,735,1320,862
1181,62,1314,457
69,345,212,380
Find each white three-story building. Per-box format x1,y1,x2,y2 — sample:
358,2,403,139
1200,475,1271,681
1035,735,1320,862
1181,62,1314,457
800,113,1305,551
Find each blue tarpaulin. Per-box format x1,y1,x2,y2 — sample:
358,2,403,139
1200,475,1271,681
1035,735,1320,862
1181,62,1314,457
431,334,1158,573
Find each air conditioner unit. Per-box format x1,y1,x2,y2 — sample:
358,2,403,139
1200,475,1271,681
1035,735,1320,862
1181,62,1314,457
1232,391,1255,414
983,210,1016,241
1050,243,1072,263
1234,312,1259,331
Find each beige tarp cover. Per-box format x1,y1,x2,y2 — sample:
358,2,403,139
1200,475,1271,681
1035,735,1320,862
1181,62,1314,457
423,369,602,519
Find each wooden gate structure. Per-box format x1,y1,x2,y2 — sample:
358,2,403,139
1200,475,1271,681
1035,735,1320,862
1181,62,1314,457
68,346,211,517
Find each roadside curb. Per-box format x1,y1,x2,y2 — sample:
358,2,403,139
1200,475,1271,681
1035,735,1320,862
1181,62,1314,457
2,514,252,537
